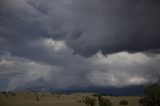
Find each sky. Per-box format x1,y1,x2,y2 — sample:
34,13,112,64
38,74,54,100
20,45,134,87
0,0,160,95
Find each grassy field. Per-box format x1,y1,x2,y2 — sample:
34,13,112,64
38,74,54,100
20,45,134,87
0,92,142,106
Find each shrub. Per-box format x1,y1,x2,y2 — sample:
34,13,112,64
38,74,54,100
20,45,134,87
10,93,16,96
119,99,128,105
77,100,82,103
2,91,6,95
36,96,39,101
34,92,39,101
100,98,112,106
57,95,60,98
93,94,99,97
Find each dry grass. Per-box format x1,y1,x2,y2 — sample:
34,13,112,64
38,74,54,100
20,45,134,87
105,96,141,106
0,92,141,106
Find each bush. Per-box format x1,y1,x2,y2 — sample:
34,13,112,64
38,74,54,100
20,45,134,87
36,96,39,101
2,91,6,94
10,93,16,96
92,94,99,97
119,99,128,105
100,98,112,106
83,96,97,106
77,100,82,103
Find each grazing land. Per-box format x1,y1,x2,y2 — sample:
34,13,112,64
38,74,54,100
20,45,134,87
0,92,141,106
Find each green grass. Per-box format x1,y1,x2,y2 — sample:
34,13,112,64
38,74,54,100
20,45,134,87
0,92,141,106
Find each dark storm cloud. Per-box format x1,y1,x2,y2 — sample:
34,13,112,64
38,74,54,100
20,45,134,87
1,50,160,91
0,0,160,57
0,0,160,92
64,0,160,56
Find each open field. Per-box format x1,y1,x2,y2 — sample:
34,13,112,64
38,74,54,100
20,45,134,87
0,92,141,106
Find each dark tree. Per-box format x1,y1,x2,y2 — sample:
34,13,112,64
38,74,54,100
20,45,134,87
141,84,160,106
98,95,112,106
83,96,97,106
139,98,145,105
119,99,128,105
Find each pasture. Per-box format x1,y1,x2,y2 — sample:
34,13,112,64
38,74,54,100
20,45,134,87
0,92,141,106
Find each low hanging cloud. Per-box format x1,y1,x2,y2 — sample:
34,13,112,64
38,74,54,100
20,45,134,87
0,39,160,91
88,52,160,87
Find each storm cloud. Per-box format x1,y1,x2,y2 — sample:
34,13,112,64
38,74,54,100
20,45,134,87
1,0,160,56
0,39,160,91
0,0,160,92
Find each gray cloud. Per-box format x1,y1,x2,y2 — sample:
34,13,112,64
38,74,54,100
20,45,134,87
0,0,160,57
0,0,160,91
0,39,160,91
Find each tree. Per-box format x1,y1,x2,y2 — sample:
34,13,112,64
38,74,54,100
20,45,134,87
119,99,128,105
141,84,160,106
83,96,97,106
139,98,145,105
98,95,112,106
